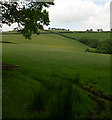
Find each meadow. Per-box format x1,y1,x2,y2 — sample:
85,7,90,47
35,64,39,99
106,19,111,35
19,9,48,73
57,31,110,41
2,31,111,119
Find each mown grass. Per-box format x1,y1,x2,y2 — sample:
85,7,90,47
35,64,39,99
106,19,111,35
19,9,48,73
2,31,110,119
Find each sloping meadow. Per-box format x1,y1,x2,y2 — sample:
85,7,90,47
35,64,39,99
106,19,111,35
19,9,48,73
2,31,111,119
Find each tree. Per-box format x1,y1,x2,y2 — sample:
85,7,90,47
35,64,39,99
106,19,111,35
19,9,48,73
97,29,103,32
2,1,54,39
90,29,93,32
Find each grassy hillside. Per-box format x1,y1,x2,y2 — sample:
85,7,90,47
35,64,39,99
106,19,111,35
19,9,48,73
56,32,110,41
2,31,111,119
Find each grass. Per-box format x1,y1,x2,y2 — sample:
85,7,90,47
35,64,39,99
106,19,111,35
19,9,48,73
2,31,111,119
58,32,110,41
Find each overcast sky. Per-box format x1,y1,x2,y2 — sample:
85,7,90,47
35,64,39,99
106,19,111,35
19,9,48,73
2,0,111,31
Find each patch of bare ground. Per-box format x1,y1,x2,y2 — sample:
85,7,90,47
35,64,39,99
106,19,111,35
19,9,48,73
0,41,17,44
81,82,112,119
82,85,112,102
2,63,19,71
87,94,106,119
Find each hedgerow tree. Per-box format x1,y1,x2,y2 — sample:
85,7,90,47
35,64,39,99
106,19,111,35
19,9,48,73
2,1,54,39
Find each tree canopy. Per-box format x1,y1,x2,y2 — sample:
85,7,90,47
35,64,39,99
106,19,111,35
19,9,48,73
2,1,54,39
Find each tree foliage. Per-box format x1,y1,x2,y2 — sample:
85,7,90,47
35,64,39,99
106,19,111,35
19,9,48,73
2,1,54,39
84,38,112,54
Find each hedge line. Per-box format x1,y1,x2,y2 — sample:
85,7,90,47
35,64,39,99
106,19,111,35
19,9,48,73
78,37,112,54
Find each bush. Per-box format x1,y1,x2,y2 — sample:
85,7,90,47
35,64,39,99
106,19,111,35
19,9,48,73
78,37,99,48
85,48,90,52
83,38,112,54
89,39,99,48
97,39,112,54
78,37,89,45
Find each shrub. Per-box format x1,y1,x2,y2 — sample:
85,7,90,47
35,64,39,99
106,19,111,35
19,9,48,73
78,37,89,45
85,48,90,52
97,39,112,54
83,38,112,54
89,39,99,48
78,37,99,48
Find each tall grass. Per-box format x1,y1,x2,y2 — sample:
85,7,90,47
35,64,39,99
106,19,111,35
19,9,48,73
30,75,82,119
2,32,110,118
31,86,48,113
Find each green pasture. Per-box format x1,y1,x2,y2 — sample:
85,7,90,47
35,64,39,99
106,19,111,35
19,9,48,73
2,31,111,118
58,32,110,41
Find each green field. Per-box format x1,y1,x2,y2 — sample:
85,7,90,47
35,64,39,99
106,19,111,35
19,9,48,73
2,31,111,119
56,31,110,41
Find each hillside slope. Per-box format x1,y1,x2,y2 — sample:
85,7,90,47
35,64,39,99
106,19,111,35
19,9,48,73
2,31,111,118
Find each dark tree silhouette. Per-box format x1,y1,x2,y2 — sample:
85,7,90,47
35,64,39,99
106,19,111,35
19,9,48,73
2,1,54,39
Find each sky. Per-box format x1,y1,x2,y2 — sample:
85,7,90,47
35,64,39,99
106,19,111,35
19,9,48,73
2,0,111,31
